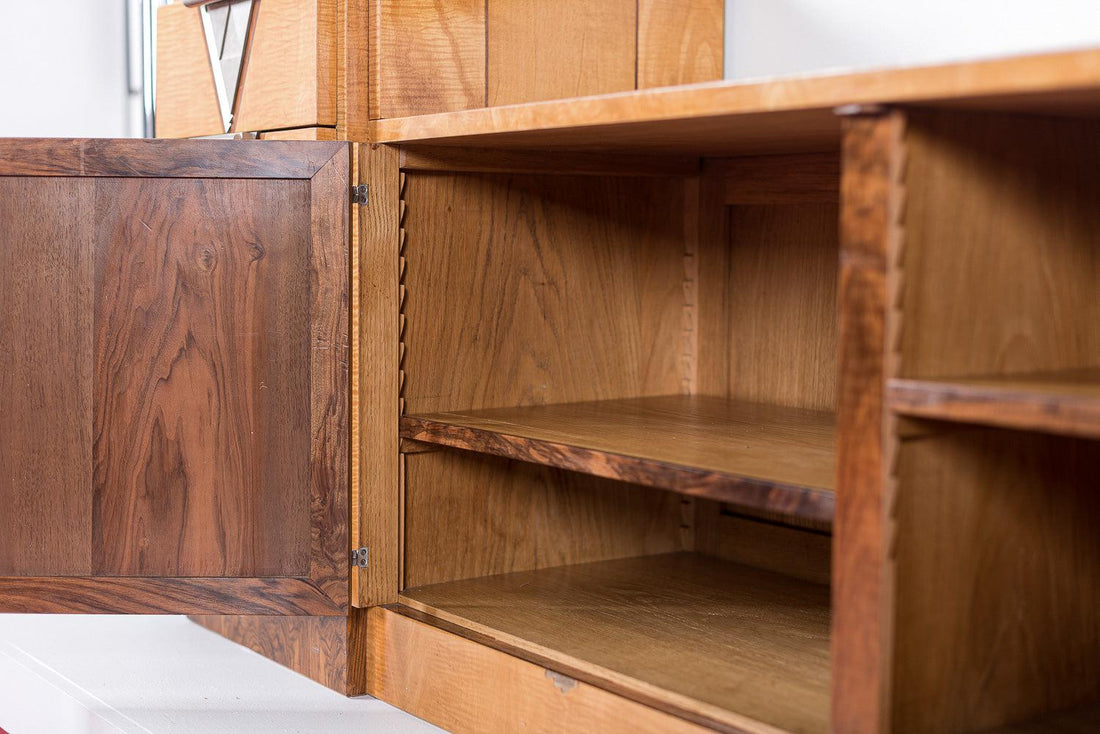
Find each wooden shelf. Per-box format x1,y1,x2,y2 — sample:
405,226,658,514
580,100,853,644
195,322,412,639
400,395,836,525
888,369,1100,439
373,49,1100,154
399,552,831,734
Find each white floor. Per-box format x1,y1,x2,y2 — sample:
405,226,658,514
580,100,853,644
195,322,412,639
0,615,441,734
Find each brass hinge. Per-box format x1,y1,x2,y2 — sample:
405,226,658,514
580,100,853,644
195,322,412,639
351,547,369,568
351,184,369,206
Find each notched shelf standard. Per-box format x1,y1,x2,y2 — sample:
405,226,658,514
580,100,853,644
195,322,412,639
400,395,836,526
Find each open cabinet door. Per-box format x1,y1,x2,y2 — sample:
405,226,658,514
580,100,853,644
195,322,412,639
0,139,349,615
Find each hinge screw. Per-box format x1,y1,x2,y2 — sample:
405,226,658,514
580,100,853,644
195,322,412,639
351,547,369,568
351,184,369,205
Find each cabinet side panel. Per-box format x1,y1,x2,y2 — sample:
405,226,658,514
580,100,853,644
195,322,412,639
0,178,94,576
486,0,636,106
91,178,312,578
901,110,1100,379
893,429,1100,732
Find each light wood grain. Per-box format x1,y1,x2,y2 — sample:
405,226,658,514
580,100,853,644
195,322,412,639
889,370,1100,439
154,2,223,138
637,0,724,89
367,605,712,734
486,0,636,106
400,553,830,733
727,202,839,411
353,144,401,607
900,110,1100,380
400,171,689,586
695,504,832,584
892,428,1100,732
336,0,370,140
404,451,684,588
370,0,486,119
398,146,699,177
401,395,836,523
233,0,337,133
372,48,1100,152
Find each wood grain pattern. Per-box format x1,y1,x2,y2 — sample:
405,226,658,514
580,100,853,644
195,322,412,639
721,153,840,205
190,613,358,693
727,202,839,412
372,48,1100,152
258,127,338,140
370,0,486,119
404,451,683,588
91,178,310,577
0,178,93,576
899,110,1100,380
401,396,835,523
154,2,223,138
336,0,370,140
694,504,832,584
889,370,1100,439
0,140,349,614
400,553,831,733
892,428,1100,732
400,171,689,586
367,605,712,734
399,146,699,177
0,139,344,178
0,577,342,615
353,144,401,607
983,704,1100,733
637,0,724,89
402,172,686,415
233,0,337,133
832,111,906,734
486,0,636,106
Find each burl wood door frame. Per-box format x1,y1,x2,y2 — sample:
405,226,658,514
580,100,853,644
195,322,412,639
0,139,349,615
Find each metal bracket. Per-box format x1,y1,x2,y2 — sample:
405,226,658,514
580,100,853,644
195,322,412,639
351,547,369,568
351,184,369,205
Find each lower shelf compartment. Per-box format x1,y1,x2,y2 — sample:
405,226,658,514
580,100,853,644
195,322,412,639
399,552,831,734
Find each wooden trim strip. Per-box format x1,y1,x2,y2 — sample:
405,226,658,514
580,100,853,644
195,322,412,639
0,577,345,615
0,139,346,178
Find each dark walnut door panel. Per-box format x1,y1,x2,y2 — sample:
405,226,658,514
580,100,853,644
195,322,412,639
0,139,349,614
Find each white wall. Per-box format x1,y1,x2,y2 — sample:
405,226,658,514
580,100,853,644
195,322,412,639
0,0,131,137
725,0,1100,80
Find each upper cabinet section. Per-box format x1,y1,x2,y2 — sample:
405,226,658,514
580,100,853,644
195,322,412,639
156,0,350,138
153,0,723,139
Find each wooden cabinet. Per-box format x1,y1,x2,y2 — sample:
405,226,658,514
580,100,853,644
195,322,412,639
8,44,1100,734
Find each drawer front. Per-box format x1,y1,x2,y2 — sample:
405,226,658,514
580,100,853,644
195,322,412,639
156,0,336,138
0,138,349,615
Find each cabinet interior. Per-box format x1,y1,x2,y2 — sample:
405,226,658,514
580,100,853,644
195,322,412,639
395,150,839,732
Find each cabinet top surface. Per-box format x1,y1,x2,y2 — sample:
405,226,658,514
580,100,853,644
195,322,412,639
373,48,1100,154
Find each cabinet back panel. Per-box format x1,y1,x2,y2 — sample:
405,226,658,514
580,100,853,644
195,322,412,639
402,172,687,413
902,110,1100,378
893,427,1100,732
404,451,684,587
